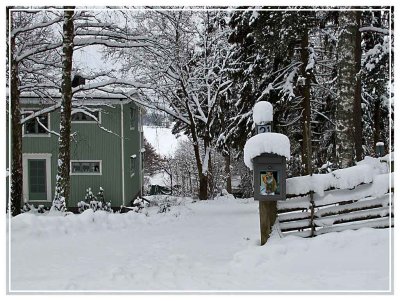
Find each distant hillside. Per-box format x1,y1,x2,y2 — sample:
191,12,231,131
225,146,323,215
143,125,188,157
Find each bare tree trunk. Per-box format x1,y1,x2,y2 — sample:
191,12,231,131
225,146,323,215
373,98,382,150
192,136,208,200
224,151,232,194
353,10,363,162
52,7,74,211
336,11,358,168
184,96,208,200
10,34,22,216
188,170,193,196
300,30,313,175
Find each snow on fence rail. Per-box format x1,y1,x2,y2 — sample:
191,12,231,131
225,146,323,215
277,155,394,238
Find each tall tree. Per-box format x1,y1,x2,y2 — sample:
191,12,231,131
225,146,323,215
114,10,233,200
8,9,62,216
336,10,359,168
353,10,363,162
9,15,22,216
52,7,75,211
360,9,392,155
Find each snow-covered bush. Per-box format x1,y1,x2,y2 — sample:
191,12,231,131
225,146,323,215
156,196,180,214
132,197,152,212
158,202,171,213
21,202,46,214
77,187,112,213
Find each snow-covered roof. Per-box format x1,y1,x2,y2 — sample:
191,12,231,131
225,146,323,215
18,90,145,107
244,132,290,170
253,101,273,124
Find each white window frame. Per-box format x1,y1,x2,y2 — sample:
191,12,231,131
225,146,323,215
70,160,102,176
71,110,101,124
22,153,52,203
21,109,51,138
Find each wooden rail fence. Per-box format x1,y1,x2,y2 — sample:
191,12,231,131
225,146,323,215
277,172,394,238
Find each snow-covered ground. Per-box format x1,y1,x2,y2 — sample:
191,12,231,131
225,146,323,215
8,195,391,292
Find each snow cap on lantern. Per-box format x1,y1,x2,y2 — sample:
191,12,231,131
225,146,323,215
244,133,291,170
253,101,273,124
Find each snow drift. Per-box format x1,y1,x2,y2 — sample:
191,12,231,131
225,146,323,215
8,196,391,292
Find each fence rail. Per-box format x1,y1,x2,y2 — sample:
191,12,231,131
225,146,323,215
277,172,393,238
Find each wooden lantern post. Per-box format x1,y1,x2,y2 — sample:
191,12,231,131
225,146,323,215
244,101,290,246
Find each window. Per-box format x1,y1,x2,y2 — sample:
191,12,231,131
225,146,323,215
23,153,52,202
130,107,136,130
130,155,137,176
71,110,100,123
28,159,47,199
22,111,49,136
70,160,102,175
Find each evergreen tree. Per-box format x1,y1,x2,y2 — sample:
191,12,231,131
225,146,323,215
360,9,392,155
143,137,165,175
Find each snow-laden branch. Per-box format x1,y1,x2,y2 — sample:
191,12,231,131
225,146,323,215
359,26,389,35
20,103,61,124
311,109,337,126
11,14,63,38
75,29,151,43
94,86,191,125
74,37,151,48
277,110,304,127
281,67,298,98
71,107,122,138
191,94,208,123
305,46,316,71
72,78,154,94
35,116,60,137
16,41,63,62
19,83,60,91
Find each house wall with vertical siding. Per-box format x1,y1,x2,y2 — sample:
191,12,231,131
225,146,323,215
69,103,123,208
123,103,142,205
16,97,142,210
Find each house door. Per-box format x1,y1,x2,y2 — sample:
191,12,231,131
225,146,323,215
23,154,52,203
28,159,47,200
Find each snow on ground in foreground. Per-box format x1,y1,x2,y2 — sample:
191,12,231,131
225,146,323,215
8,196,391,292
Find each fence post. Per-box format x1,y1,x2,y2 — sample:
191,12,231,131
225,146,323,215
310,190,315,237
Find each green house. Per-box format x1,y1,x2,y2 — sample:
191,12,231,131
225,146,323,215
10,93,144,212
